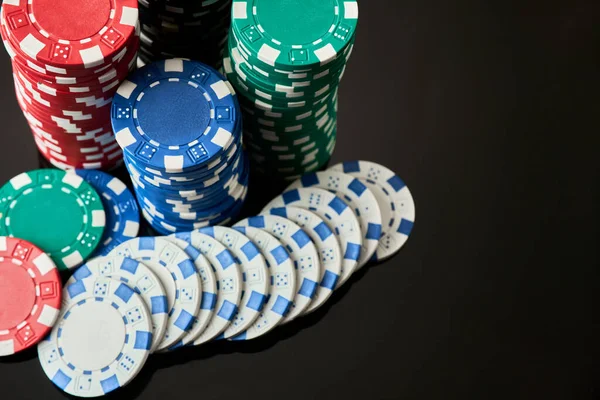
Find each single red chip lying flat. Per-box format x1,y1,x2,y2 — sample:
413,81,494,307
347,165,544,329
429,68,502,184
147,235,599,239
0,237,62,356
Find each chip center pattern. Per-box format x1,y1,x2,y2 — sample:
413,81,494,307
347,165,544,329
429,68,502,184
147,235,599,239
0,263,35,330
8,188,85,254
60,302,126,370
31,0,112,41
255,0,335,45
136,80,211,147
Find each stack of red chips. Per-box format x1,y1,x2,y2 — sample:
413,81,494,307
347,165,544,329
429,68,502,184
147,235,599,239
0,0,139,169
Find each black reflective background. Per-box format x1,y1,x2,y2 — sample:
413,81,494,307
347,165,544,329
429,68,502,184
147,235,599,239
1,1,599,399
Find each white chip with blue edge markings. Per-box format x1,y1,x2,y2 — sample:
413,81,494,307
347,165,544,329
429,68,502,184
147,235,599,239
263,206,342,314
235,215,320,323
171,231,243,345
109,237,202,351
198,226,269,339
263,187,362,288
69,256,169,353
230,226,297,340
287,170,382,270
329,161,415,262
164,236,218,348
37,276,152,398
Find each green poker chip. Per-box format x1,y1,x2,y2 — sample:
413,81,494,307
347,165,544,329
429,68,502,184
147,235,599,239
231,0,358,69
0,169,106,271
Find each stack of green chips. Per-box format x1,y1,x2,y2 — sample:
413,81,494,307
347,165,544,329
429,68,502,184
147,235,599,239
223,0,359,180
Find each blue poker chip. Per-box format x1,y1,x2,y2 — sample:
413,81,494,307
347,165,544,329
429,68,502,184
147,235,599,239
112,58,240,173
75,169,140,256
112,58,248,232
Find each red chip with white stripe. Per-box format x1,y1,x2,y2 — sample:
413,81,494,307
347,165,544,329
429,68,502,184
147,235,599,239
1,0,139,70
0,237,62,356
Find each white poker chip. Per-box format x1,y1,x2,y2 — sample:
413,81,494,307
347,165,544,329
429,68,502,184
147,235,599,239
235,215,320,323
38,276,152,398
198,226,269,339
230,226,296,340
263,206,342,314
164,237,217,348
287,170,382,269
171,231,243,345
69,256,169,353
330,161,415,262
109,237,202,351
263,187,362,288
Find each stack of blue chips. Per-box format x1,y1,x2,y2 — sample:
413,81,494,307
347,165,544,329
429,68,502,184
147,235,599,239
111,58,248,235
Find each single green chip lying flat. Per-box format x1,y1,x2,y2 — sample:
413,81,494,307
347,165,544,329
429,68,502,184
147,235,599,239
0,169,106,271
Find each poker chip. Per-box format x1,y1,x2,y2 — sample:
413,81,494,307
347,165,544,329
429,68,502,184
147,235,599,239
262,187,362,288
198,226,269,340
109,237,202,351
330,161,416,262
0,169,106,271
69,255,169,353
75,170,140,256
222,0,358,180
38,275,152,397
235,216,320,323
287,171,383,269
0,237,61,356
0,0,140,169
171,231,242,346
164,236,217,348
138,0,231,68
111,58,248,234
264,206,342,315
231,226,296,340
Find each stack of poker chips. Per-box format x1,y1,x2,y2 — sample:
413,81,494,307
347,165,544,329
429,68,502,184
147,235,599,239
112,58,248,235
0,0,140,170
138,0,232,68
222,0,358,181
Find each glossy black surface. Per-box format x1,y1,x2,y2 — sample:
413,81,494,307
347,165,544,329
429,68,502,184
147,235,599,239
1,1,598,399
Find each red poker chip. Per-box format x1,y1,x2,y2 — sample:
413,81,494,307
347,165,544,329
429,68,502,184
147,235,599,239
13,73,117,113
0,237,62,356
33,132,119,156
11,40,139,93
38,142,123,166
1,0,139,70
15,87,116,135
0,11,140,79
15,88,114,128
38,146,124,170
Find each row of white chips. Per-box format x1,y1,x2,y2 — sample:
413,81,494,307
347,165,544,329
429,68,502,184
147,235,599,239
37,160,415,398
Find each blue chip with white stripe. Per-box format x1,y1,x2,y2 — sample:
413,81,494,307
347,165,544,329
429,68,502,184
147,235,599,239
199,226,269,339
109,237,202,352
112,58,239,173
74,170,140,256
264,206,342,315
37,275,153,397
263,188,362,288
69,255,169,353
230,226,297,341
234,215,321,323
329,161,416,262
171,231,243,345
287,170,382,270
